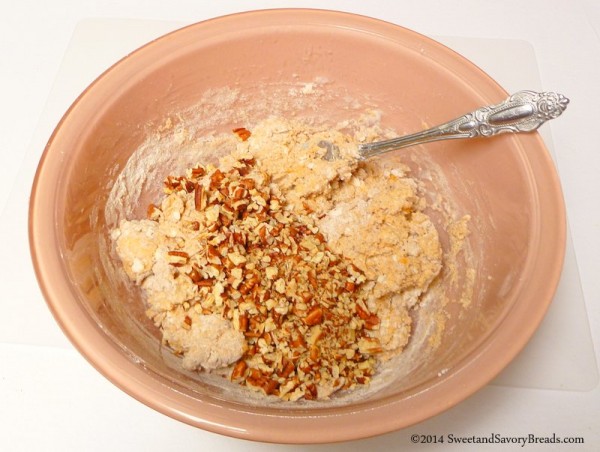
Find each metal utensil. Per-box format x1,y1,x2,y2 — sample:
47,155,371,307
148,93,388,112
322,90,569,161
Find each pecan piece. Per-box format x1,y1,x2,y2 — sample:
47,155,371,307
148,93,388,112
194,184,206,211
278,360,295,378
231,360,247,381
304,307,323,326
239,178,256,190
147,203,161,220
187,266,202,283
233,127,252,141
191,165,206,178
167,250,189,266
209,169,225,189
344,281,357,292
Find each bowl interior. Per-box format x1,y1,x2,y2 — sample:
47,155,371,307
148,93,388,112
31,10,564,442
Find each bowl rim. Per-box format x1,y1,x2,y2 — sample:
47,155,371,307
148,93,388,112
29,8,566,444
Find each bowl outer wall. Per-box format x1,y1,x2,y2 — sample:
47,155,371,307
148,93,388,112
28,9,566,443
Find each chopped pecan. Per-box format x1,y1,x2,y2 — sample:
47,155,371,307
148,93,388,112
137,159,380,402
209,169,225,189
304,307,323,326
231,360,247,381
191,165,206,178
147,203,161,219
194,184,206,211
233,127,252,141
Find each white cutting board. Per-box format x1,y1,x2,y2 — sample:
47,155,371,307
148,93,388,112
0,19,595,392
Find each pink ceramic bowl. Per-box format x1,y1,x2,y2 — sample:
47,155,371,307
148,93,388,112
29,9,565,443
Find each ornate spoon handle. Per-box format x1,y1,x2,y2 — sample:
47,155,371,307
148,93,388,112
357,90,569,160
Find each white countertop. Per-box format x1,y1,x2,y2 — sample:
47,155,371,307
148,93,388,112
1,1,599,450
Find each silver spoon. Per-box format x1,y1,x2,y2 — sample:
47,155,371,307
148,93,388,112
321,90,569,161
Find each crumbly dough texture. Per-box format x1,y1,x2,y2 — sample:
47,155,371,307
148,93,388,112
112,217,247,371
231,118,443,357
112,116,444,397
